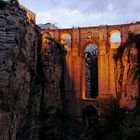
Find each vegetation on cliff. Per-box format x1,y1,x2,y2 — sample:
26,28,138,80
113,32,140,109
114,32,140,62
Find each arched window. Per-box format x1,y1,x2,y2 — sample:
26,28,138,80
110,30,121,48
60,33,71,51
84,44,98,98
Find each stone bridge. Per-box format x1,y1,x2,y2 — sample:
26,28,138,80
41,22,140,116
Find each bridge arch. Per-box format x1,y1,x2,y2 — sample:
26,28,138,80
60,32,72,51
109,29,121,48
82,105,98,128
80,40,99,56
110,30,121,42
82,42,99,99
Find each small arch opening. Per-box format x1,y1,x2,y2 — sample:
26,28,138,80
110,30,121,48
60,33,71,51
111,32,121,43
84,44,98,99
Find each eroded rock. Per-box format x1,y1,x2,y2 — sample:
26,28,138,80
0,3,42,140
115,33,140,109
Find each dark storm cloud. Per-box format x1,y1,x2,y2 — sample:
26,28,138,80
19,0,140,28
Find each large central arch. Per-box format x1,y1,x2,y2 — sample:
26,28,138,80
84,44,98,98
81,41,99,100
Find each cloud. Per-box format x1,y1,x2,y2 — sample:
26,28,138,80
19,0,140,28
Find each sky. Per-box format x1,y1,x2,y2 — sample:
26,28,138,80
19,0,140,28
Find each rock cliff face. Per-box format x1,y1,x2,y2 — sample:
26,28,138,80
0,2,42,140
114,33,140,109
40,34,66,139
0,2,66,140
41,35,66,114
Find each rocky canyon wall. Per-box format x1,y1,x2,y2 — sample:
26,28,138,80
0,1,42,140
41,34,66,115
0,2,65,140
114,32,140,109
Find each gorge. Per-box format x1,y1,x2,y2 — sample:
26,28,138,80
0,1,140,140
